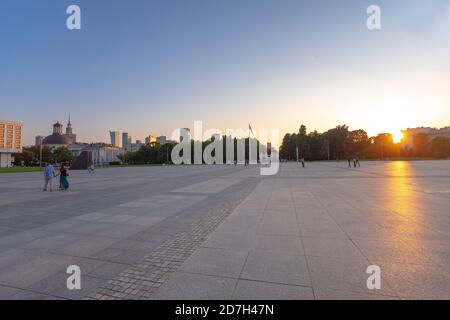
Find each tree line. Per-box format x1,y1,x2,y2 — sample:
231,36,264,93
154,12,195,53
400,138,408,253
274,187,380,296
14,126,449,167
13,146,74,166
12,136,264,167
280,125,450,161
118,137,264,165
118,143,175,164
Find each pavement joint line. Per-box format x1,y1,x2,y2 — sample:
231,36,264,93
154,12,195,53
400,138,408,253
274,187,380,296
3,163,450,300
0,282,69,300
85,182,256,300
308,182,401,299
173,269,316,289
290,182,316,299
230,191,269,298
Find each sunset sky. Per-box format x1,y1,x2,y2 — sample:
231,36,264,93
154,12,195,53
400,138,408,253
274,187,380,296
1,0,449,146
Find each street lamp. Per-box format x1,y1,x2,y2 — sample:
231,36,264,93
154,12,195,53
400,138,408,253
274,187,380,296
326,139,330,161
39,141,43,168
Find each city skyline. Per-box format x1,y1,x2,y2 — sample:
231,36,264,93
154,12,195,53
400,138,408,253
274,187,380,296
1,1,450,303
25,116,450,148
1,0,449,146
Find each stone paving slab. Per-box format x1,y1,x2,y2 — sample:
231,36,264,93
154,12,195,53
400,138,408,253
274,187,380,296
152,161,450,300
0,165,256,299
1,161,450,299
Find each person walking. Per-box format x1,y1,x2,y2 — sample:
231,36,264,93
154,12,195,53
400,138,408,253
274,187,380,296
43,161,56,192
87,163,95,174
348,158,352,168
59,164,70,191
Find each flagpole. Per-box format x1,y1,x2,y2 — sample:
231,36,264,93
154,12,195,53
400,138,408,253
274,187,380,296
248,125,250,166
248,124,252,165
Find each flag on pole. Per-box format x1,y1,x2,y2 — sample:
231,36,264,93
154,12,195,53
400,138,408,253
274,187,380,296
249,124,253,135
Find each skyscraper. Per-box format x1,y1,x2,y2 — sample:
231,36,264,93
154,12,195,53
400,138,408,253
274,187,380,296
110,131,121,147
122,132,129,150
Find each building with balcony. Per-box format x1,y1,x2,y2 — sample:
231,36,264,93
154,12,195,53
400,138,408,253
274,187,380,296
0,120,23,168
401,127,450,150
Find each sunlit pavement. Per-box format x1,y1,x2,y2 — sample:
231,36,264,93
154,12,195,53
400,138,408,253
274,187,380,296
153,161,450,300
1,161,450,299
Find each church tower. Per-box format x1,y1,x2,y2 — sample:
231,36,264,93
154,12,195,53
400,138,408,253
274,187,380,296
53,121,63,134
66,115,73,135
64,115,77,144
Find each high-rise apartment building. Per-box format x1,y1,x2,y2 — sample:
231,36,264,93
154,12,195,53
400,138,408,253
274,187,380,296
0,120,23,168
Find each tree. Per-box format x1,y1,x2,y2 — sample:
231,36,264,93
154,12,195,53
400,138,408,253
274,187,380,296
413,133,431,157
280,124,445,161
324,125,349,160
297,125,310,159
368,133,401,159
13,150,34,166
280,133,297,160
12,146,52,166
118,152,132,164
52,146,74,163
118,143,176,165
430,137,450,159
39,146,53,163
308,131,327,160
347,129,370,157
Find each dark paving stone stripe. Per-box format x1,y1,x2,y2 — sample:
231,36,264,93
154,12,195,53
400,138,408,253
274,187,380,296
87,180,258,300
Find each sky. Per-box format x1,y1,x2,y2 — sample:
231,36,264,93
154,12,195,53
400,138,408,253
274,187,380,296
1,0,449,146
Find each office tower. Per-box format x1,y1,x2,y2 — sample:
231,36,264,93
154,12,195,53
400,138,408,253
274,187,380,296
122,132,129,150
110,131,121,147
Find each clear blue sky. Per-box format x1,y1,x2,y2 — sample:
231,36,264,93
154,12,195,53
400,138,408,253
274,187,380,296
1,0,449,145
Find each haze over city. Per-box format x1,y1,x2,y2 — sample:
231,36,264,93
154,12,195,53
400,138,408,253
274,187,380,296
1,0,449,146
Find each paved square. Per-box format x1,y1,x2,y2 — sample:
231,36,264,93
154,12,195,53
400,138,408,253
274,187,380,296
1,161,450,299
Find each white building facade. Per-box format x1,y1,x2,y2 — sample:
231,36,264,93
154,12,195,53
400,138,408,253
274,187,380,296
84,144,124,165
